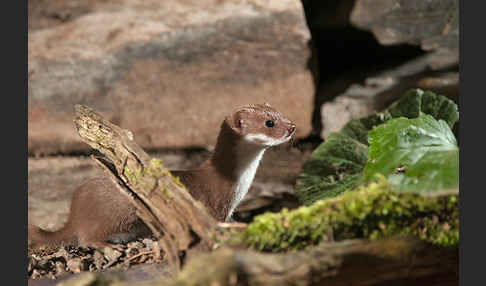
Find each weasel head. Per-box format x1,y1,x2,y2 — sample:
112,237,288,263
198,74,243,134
227,103,296,148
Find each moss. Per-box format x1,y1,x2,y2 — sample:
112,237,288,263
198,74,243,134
171,175,186,189
160,185,172,199
123,158,187,198
236,177,458,251
124,166,137,185
144,158,165,177
146,158,186,189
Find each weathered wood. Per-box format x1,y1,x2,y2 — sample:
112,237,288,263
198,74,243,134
54,237,458,286
73,104,217,270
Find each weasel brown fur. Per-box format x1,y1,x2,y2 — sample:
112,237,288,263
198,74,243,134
28,103,296,249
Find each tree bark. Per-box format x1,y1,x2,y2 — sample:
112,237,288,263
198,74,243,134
159,237,457,286
54,237,457,286
73,104,217,270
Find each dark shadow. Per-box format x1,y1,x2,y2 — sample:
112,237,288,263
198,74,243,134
300,0,426,139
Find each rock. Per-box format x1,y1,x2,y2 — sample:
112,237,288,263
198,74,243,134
28,0,103,31
28,0,314,156
416,72,459,102
350,0,458,61
320,53,459,139
313,0,460,139
321,95,375,139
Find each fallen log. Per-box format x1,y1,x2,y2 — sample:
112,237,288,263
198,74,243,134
73,104,217,270
55,237,458,286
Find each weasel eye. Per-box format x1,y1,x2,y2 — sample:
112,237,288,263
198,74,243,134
265,120,275,128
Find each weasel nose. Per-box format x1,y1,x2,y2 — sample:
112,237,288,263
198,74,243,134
288,124,296,135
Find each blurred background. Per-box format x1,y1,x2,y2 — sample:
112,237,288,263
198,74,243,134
28,0,458,227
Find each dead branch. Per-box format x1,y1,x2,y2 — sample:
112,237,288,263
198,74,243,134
73,104,217,270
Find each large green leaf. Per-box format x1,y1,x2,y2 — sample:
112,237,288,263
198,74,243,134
364,114,459,193
296,133,368,204
295,89,459,205
388,89,459,128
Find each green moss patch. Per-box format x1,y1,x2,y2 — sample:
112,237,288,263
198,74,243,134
123,158,187,196
238,178,458,251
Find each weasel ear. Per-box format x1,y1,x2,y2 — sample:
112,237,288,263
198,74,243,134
235,119,244,129
234,116,245,129
230,111,246,132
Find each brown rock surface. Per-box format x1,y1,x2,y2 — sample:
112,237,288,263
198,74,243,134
28,0,314,156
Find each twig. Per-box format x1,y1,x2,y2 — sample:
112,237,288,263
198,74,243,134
125,251,154,262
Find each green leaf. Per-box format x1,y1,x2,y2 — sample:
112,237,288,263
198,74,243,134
296,89,459,204
296,132,367,204
363,114,459,193
388,89,459,128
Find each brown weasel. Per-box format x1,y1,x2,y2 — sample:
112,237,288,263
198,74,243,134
28,103,296,249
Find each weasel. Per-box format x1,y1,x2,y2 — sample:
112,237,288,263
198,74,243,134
28,103,296,249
